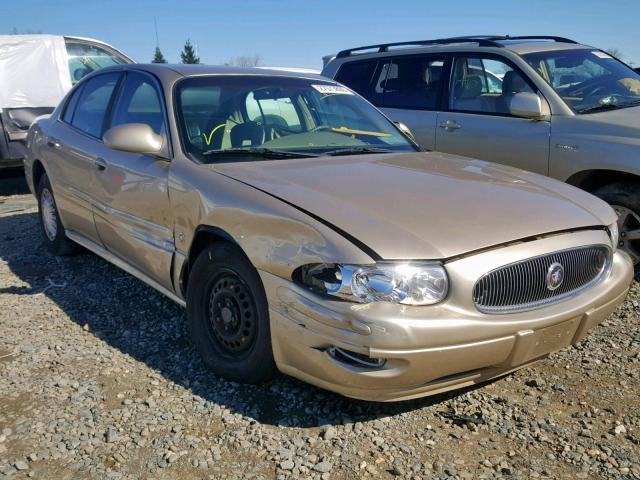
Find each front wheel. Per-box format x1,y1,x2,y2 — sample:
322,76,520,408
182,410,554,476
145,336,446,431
593,181,640,278
186,242,277,384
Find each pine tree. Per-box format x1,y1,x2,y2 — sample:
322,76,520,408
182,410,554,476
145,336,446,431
152,46,167,63
180,39,200,64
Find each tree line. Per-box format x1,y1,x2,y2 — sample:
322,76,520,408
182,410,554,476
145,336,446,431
152,39,262,66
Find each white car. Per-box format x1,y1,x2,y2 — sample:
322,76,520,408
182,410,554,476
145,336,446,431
0,34,133,168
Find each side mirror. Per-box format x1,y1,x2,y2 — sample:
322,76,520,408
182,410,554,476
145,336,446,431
394,121,415,141
509,92,546,119
103,123,164,155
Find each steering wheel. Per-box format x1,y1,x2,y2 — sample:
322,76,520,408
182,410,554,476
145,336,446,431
569,75,618,98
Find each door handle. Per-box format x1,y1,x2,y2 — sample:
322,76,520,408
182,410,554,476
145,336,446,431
439,120,462,131
95,157,108,171
46,138,61,149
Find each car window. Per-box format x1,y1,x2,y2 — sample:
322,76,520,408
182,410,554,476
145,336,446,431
176,76,415,159
66,41,128,84
245,92,302,133
71,73,120,138
523,49,640,113
61,85,84,124
334,60,378,100
449,56,533,115
110,72,165,135
382,56,444,110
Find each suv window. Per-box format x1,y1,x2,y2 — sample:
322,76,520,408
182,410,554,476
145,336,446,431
523,49,640,113
334,60,378,100
449,56,533,115
382,56,444,110
66,41,127,84
71,73,120,139
110,72,165,135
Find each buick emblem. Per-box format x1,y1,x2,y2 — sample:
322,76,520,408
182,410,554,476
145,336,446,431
546,262,565,291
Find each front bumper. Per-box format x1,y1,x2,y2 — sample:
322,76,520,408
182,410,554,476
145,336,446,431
261,230,633,401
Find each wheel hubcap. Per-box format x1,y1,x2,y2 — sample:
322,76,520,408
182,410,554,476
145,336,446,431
612,205,640,265
41,188,58,241
208,273,257,355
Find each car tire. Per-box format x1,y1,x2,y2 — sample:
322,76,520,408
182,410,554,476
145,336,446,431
593,181,640,278
186,242,278,384
37,173,78,256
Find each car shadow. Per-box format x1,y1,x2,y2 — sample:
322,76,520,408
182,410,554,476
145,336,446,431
0,209,493,428
0,167,30,196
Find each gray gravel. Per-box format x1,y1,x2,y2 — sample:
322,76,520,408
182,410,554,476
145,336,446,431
1,181,639,479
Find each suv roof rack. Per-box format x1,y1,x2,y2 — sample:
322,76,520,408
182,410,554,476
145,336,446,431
335,35,579,58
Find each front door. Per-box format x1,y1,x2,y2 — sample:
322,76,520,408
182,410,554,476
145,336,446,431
435,54,550,175
91,71,174,289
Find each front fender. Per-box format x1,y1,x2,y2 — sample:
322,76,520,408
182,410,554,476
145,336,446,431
170,158,376,281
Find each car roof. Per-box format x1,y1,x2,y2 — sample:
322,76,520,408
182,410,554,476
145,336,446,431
97,63,332,81
327,36,595,63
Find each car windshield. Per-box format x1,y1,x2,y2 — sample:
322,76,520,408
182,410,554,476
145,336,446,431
522,49,640,113
175,75,416,161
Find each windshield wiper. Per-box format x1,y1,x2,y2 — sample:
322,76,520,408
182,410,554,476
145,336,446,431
325,147,393,156
201,147,319,160
578,100,640,114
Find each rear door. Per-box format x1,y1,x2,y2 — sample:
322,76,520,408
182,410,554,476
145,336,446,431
334,55,446,150
45,71,122,244
90,70,174,289
435,54,550,175
377,55,447,150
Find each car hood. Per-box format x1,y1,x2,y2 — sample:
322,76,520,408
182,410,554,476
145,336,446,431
213,152,615,260
569,105,640,142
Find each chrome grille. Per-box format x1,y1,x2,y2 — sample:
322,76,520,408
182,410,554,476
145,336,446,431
472,245,610,314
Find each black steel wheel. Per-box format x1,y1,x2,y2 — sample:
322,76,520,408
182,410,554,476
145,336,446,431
186,242,277,384
207,272,257,357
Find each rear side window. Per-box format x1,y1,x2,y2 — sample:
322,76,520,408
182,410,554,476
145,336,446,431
61,85,84,123
382,56,445,110
110,72,166,135
71,73,120,139
335,61,378,99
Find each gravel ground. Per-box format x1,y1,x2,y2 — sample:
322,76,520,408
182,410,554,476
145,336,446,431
1,172,639,480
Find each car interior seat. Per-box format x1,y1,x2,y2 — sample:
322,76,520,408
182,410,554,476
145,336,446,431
453,75,483,111
230,121,265,148
498,71,529,113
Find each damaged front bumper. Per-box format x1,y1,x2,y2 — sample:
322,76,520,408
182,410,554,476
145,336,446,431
260,230,633,401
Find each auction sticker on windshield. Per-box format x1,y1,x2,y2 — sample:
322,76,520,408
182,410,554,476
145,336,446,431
312,84,354,95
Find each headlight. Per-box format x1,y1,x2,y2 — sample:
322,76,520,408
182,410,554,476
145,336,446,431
608,221,619,251
294,262,448,305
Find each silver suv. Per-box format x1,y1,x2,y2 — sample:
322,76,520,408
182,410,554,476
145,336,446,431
322,36,640,273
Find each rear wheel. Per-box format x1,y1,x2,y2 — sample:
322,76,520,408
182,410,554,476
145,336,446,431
37,173,77,255
593,181,640,277
186,242,277,384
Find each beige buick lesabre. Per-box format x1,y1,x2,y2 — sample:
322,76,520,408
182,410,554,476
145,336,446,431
25,64,632,401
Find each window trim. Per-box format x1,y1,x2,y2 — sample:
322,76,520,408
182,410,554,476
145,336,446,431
444,52,541,118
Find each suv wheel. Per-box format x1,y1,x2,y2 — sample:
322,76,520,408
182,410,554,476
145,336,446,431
593,182,640,277
37,173,77,255
186,242,277,384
